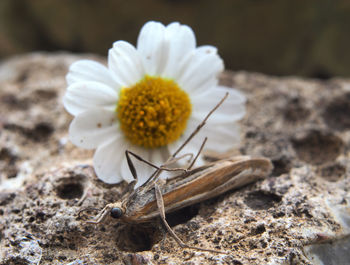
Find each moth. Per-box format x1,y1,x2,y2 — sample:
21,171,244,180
81,93,273,254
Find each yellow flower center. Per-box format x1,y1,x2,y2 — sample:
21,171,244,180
117,76,192,148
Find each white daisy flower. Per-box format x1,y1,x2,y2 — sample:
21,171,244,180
63,21,246,187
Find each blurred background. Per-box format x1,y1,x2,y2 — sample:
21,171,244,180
1,0,350,78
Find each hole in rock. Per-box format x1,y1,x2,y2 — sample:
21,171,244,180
244,191,282,210
3,122,54,142
251,224,266,235
166,204,200,227
272,157,291,176
0,148,17,164
32,89,57,100
1,93,30,110
0,148,18,179
323,93,350,131
115,224,161,252
6,167,18,178
115,205,200,252
317,163,345,182
56,183,83,200
283,97,310,123
26,122,54,141
292,130,343,165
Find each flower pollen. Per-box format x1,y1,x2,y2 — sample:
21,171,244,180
117,76,192,148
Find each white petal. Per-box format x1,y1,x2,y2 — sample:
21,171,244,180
159,144,196,178
191,87,246,124
120,144,149,184
207,124,240,151
140,147,172,184
217,86,246,104
120,145,155,188
161,22,196,77
108,41,144,87
120,156,137,184
63,81,118,116
69,108,119,149
93,136,129,184
169,116,241,162
191,117,241,151
177,46,224,94
168,118,210,167
66,60,118,88
137,21,167,76
120,145,171,187
168,131,206,168
121,158,151,188
149,146,173,178
149,146,169,167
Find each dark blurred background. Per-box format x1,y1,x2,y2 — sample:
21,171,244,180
1,0,350,78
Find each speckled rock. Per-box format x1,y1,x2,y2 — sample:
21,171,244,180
1,53,350,264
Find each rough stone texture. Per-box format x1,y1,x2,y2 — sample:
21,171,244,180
1,53,350,264
1,0,350,77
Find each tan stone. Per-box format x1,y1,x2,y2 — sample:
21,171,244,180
1,53,350,264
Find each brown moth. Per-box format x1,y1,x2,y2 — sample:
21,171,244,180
82,93,273,254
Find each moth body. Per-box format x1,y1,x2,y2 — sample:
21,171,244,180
107,156,273,224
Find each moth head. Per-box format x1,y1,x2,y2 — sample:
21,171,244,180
109,202,125,219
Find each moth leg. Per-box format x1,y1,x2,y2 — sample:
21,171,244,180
77,206,99,219
172,93,228,158
154,184,227,254
76,188,88,206
145,94,229,187
126,150,188,177
163,137,206,171
76,181,93,206
86,204,110,224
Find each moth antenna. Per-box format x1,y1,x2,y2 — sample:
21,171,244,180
126,150,190,174
172,92,228,157
144,93,229,187
164,153,193,166
125,150,192,193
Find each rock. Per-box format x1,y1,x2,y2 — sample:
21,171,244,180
2,236,42,265
305,235,350,265
1,53,350,264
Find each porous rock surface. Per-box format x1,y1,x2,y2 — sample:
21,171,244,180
1,53,350,264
